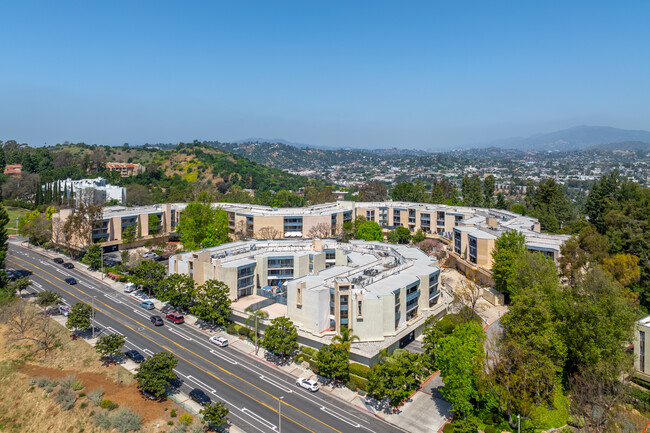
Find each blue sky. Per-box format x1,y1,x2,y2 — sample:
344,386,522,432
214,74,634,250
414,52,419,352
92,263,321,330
1,1,649,149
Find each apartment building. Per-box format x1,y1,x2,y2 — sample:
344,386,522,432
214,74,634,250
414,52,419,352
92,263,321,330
169,238,444,363
635,315,650,382
104,162,145,177
51,201,568,268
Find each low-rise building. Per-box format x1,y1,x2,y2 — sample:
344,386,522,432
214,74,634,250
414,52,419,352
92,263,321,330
635,315,650,382
3,164,22,176
105,162,145,177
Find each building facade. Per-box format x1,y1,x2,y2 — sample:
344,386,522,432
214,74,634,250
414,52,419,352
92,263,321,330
105,162,145,177
635,316,650,382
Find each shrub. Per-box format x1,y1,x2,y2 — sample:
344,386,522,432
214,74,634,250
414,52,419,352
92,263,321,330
179,413,193,426
226,324,237,335
442,423,454,433
168,420,174,425
100,399,119,411
349,363,370,378
60,375,76,390
88,388,104,406
171,424,188,433
93,412,112,429
238,327,251,338
170,409,177,417
29,379,37,386
37,376,50,388
79,392,86,398
308,358,319,374
484,426,497,433
55,387,77,411
45,387,54,394
110,407,143,433
89,411,95,417
300,346,318,358
348,374,368,392
71,380,85,391
80,402,88,409
293,354,304,364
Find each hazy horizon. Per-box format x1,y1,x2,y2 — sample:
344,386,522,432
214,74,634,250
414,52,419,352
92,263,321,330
2,1,649,150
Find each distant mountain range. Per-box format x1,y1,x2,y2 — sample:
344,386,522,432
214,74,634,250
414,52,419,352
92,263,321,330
466,126,650,152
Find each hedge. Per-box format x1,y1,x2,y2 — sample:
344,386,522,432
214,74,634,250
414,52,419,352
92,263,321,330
226,324,237,335
348,374,368,392
300,346,318,358
349,363,370,378
238,327,251,338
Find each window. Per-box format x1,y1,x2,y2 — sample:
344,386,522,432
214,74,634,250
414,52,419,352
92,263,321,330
357,300,363,318
641,331,646,373
297,287,302,306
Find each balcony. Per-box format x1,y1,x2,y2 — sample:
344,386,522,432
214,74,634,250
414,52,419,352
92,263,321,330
406,289,420,303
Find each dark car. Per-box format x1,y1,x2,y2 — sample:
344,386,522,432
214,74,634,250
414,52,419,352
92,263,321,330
65,277,77,285
88,266,97,272
53,258,64,264
189,388,211,406
124,349,145,363
166,313,184,324
150,315,164,326
104,260,118,267
63,262,74,269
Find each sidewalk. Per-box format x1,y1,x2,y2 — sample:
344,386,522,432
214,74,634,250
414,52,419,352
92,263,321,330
19,241,448,433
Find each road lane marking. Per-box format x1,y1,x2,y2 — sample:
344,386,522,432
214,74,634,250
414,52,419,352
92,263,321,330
168,327,192,340
260,375,293,394
242,408,276,430
143,348,154,355
56,269,71,276
210,349,238,365
104,294,122,303
321,406,361,428
186,375,216,394
8,253,343,433
132,309,151,319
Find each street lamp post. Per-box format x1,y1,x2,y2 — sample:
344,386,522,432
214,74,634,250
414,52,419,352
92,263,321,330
517,414,520,433
91,296,96,339
101,248,104,280
278,396,284,433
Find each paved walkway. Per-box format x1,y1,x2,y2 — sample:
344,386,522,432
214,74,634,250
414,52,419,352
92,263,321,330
17,240,451,433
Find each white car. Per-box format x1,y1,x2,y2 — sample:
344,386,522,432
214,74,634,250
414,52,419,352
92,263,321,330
59,305,71,316
209,336,229,347
296,378,319,392
142,252,157,259
124,283,136,293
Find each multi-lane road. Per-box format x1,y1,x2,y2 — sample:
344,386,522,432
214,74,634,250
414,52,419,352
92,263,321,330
6,243,401,433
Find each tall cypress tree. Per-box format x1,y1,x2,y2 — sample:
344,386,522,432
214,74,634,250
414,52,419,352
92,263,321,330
0,202,9,293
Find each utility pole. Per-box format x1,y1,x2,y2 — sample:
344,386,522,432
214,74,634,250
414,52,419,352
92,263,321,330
517,414,520,433
278,396,284,433
255,315,259,354
101,248,104,280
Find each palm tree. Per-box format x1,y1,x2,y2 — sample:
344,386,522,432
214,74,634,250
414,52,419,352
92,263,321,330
332,326,360,352
244,307,268,353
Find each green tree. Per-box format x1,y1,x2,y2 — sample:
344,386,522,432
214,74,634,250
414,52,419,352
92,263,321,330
356,221,383,242
525,178,574,232
131,260,166,297
491,231,527,297
190,279,231,326
387,226,411,244
332,326,360,352
316,344,349,382
263,316,298,359
122,224,137,243
367,350,429,408
483,174,495,208
412,228,426,243
436,322,485,418
177,201,229,250
95,334,126,364
158,273,195,310
359,181,388,202
244,306,268,352
200,401,229,430
495,192,507,210
431,183,446,204
134,352,178,399
391,181,427,203
36,290,63,313
84,244,102,270
0,203,8,294
65,302,93,336
602,253,641,288
148,214,161,235
11,276,32,296
461,175,483,207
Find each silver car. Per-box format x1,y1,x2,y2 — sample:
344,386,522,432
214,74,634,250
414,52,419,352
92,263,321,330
59,305,71,316
209,336,229,347
296,378,319,392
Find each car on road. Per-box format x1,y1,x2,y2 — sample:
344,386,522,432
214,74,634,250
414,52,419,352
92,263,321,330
296,378,320,392
209,336,229,347
59,305,71,316
65,277,77,285
140,300,155,310
62,262,74,269
150,315,164,326
53,258,64,264
189,388,211,406
165,313,184,324
124,349,145,363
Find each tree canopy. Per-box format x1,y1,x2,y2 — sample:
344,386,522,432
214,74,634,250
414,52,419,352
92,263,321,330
177,201,229,250
134,352,178,399
263,317,298,358
356,220,383,242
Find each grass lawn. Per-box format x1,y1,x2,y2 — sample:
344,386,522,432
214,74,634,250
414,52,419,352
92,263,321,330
4,206,27,235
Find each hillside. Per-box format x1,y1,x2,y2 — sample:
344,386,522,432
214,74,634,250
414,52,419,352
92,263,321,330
588,141,650,152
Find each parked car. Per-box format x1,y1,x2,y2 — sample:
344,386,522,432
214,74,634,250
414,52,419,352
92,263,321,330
62,262,74,269
209,336,229,347
104,259,118,267
142,252,156,259
166,313,184,324
140,300,155,310
59,305,71,316
189,388,211,406
6,270,16,281
150,315,164,326
124,283,136,293
53,258,64,264
296,378,320,392
124,349,145,363
65,277,77,285
87,266,97,272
